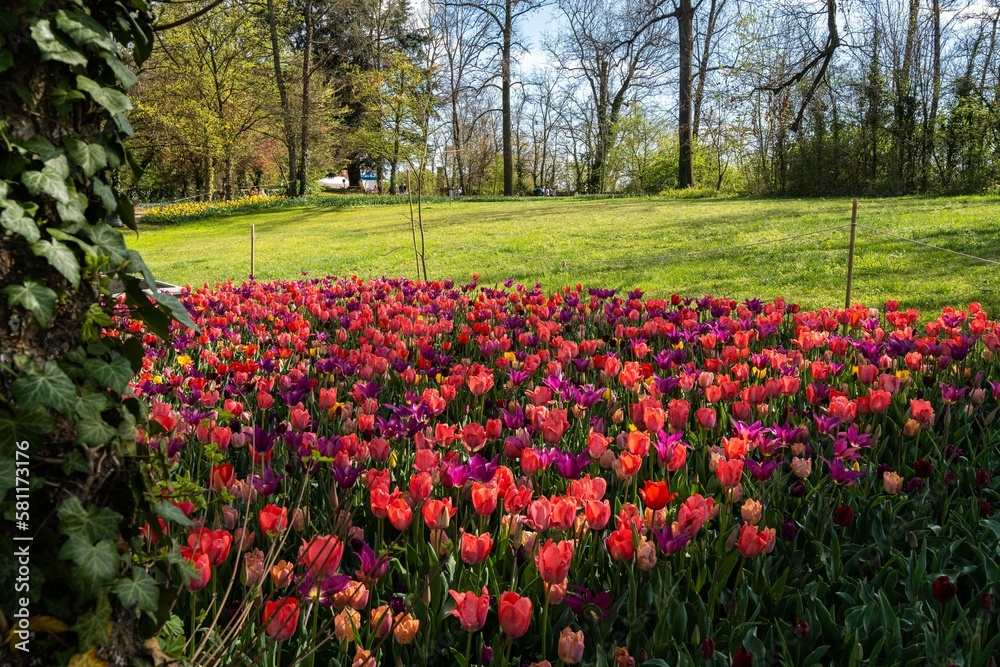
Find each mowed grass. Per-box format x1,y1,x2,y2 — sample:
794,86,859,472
128,195,1000,314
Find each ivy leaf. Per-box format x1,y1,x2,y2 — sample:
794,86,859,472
4,279,57,328
101,52,137,90
50,84,87,115
76,412,116,445
59,536,119,585
12,360,77,413
30,18,88,67
22,136,58,160
84,223,127,265
56,191,89,225
82,355,134,394
31,239,80,288
114,568,159,612
77,76,131,114
22,167,71,204
66,139,107,176
0,47,12,73
71,595,111,650
55,10,116,52
1,200,41,243
91,177,117,212
153,501,194,528
0,406,54,453
58,497,121,542
45,154,71,180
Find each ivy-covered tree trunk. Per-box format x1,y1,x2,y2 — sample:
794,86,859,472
0,1,193,664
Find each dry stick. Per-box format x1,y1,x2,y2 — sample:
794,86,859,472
208,479,358,667
251,223,256,278
198,467,313,666
407,172,420,278
845,198,858,308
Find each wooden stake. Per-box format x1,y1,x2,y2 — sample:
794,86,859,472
845,198,857,308
250,223,255,278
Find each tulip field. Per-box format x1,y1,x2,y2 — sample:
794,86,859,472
125,276,1000,666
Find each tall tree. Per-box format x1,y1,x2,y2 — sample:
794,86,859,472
442,0,546,195
550,0,674,191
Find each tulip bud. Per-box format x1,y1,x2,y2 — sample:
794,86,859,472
292,507,309,532
793,618,809,640
701,637,715,659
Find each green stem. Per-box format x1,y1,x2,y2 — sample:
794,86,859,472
541,595,551,660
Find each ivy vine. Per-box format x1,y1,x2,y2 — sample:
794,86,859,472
1,1,195,664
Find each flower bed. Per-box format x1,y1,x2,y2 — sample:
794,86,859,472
139,194,288,225
126,277,1000,666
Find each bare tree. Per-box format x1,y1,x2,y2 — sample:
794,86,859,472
550,0,675,191
441,0,548,195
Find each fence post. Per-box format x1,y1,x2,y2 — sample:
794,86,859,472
250,223,255,278
845,198,858,309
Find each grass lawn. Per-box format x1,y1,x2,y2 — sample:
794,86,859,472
127,195,1000,314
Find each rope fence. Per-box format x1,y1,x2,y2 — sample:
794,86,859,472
197,200,996,309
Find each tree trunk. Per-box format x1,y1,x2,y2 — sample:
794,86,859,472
267,0,298,195
692,0,723,138
923,0,941,190
298,0,313,197
894,0,918,191
502,0,514,196
677,0,695,188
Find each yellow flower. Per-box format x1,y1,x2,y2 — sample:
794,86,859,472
176,354,193,366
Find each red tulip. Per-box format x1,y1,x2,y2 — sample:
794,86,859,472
471,482,498,516
735,523,774,557
422,498,455,530
676,494,715,535
386,495,413,530
263,597,300,641
667,399,690,430
448,586,490,632
606,527,635,562
932,576,957,603
297,535,343,580
716,458,744,489
535,539,574,584
498,592,532,639
639,480,677,510
209,464,235,493
696,407,717,430
910,399,934,425
259,504,288,537
460,531,494,565
584,500,611,530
